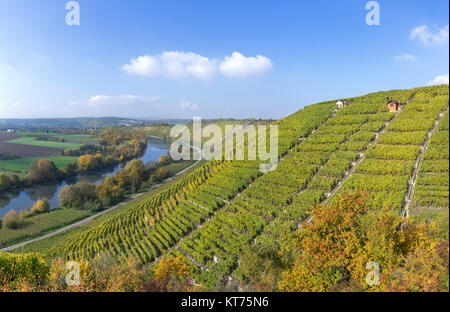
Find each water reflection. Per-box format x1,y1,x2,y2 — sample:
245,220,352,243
0,143,169,218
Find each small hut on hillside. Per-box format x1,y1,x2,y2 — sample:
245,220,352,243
387,100,401,112
336,100,347,109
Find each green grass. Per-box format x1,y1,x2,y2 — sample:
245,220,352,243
163,160,195,176
0,208,92,248
0,156,78,175
7,136,82,149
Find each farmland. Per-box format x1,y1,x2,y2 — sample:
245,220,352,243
0,156,79,176
6,136,82,149
5,85,449,291
0,131,100,176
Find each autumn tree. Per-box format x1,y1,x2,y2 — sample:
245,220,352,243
0,173,11,191
277,192,444,292
64,162,78,176
142,256,195,292
26,159,60,183
238,245,286,292
77,155,100,172
58,182,98,209
126,160,145,193
3,210,21,229
95,176,125,207
30,198,50,215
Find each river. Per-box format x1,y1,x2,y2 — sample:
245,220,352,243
0,142,169,218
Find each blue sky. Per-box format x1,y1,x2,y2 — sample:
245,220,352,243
0,0,448,119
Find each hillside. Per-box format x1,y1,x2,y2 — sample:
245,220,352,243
15,85,449,289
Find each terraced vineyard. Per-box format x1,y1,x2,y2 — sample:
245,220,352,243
22,85,448,290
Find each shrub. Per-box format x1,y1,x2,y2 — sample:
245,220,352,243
3,210,21,229
155,168,169,181
30,198,50,215
0,252,49,288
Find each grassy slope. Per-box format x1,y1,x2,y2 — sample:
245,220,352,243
0,209,92,248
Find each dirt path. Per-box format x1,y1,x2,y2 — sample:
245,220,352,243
403,108,448,217
1,144,202,253
324,114,398,203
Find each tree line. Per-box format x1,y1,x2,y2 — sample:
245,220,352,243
0,129,148,194
58,154,173,211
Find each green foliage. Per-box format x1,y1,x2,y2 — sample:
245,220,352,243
0,252,49,287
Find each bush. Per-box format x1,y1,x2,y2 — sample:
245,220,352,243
26,159,61,183
58,182,97,209
3,210,21,229
31,198,50,214
155,168,169,181
0,252,49,288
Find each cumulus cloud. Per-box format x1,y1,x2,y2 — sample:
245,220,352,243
179,100,198,111
122,51,218,80
428,74,449,86
219,52,273,78
394,53,416,61
122,51,273,80
410,24,449,45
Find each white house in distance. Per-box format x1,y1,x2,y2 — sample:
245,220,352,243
336,100,347,109
6,129,16,133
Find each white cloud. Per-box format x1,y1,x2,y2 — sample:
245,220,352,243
122,51,273,80
180,100,198,111
428,74,449,86
88,94,160,107
219,52,273,78
394,53,416,61
122,51,218,80
410,24,449,46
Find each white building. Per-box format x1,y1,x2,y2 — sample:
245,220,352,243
336,101,344,109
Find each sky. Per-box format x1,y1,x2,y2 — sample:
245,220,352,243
0,0,448,120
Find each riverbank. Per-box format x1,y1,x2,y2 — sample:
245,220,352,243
0,140,171,218
1,159,200,253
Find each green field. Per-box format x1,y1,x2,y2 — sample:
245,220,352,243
0,156,78,176
7,136,82,149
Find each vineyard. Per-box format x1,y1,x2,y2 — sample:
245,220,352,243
14,85,449,290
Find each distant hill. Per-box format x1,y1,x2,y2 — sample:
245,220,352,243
0,117,190,129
